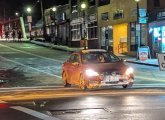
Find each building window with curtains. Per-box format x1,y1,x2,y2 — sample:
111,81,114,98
71,24,81,41
88,21,97,40
71,0,78,13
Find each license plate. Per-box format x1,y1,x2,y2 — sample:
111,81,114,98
104,75,119,82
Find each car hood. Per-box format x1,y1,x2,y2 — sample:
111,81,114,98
83,62,128,74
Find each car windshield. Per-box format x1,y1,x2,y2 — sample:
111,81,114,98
82,52,120,64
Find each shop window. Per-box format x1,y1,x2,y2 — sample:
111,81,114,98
130,23,137,51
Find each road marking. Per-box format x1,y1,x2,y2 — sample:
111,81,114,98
0,43,63,63
0,56,61,78
135,76,165,82
11,106,61,120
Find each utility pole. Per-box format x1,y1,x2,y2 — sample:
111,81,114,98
39,0,46,39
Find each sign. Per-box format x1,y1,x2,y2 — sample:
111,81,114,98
157,11,165,20
139,17,148,24
27,16,32,23
138,46,151,61
139,9,147,17
157,53,165,71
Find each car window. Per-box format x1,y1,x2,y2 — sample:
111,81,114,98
68,54,80,63
82,52,120,63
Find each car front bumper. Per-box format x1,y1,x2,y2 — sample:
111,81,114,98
87,75,134,88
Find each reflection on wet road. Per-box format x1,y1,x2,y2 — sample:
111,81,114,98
9,95,165,120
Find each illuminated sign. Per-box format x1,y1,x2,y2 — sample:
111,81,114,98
139,17,147,24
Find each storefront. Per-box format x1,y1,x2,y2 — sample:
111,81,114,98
100,26,113,51
148,10,165,57
149,21,165,57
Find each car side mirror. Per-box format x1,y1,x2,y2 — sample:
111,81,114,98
121,58,126,62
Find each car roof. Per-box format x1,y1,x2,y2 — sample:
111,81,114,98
82,49,106,52
72,49,107,54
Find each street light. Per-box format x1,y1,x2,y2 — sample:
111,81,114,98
15,12,19,17
51,6,57,44
26,7,32,40
27,7,32,13
81,2,88,49
52,7,57,12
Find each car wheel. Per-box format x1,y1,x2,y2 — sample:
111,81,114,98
122,82,133,88
62,72,71,87
79,74,87,90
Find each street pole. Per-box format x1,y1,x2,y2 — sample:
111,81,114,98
135,0,141,59
40,0,45,39
81,3,88,50
83,10,87,49
136,2,141,49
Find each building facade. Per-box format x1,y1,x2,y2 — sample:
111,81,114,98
98,0,148,55
69,0,98,48
44,4,70,45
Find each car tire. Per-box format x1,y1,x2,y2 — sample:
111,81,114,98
79,74,87,90
62,72,71,88
122,82,133,89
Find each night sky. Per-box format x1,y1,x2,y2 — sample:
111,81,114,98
0,0,68,23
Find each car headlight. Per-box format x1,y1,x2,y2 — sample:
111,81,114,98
85,69,99,77
125,67,134,75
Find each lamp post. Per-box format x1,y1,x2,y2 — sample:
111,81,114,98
135,0,141,49
52,6,57,44
37,0,45,39
81,2,88,49
26,7,32,40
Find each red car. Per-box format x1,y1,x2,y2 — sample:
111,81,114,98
62,49,134,90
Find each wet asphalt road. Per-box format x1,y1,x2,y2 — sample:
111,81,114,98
0,41,164,88
0,41,165,119
7,95,165,120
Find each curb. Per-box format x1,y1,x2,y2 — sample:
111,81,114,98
126,60,159,67
30,40,79,52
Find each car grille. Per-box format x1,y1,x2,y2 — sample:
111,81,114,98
101,71,122,76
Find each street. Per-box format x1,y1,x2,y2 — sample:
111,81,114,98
0,41,165,120
0,41,164,88
1,90,165,120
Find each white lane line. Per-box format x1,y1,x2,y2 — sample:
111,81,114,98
0,56,61,78
11,106,61,120
135,76,165,82
0,43,63,63
134,84,165,86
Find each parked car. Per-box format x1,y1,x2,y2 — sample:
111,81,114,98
62,49,134,90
